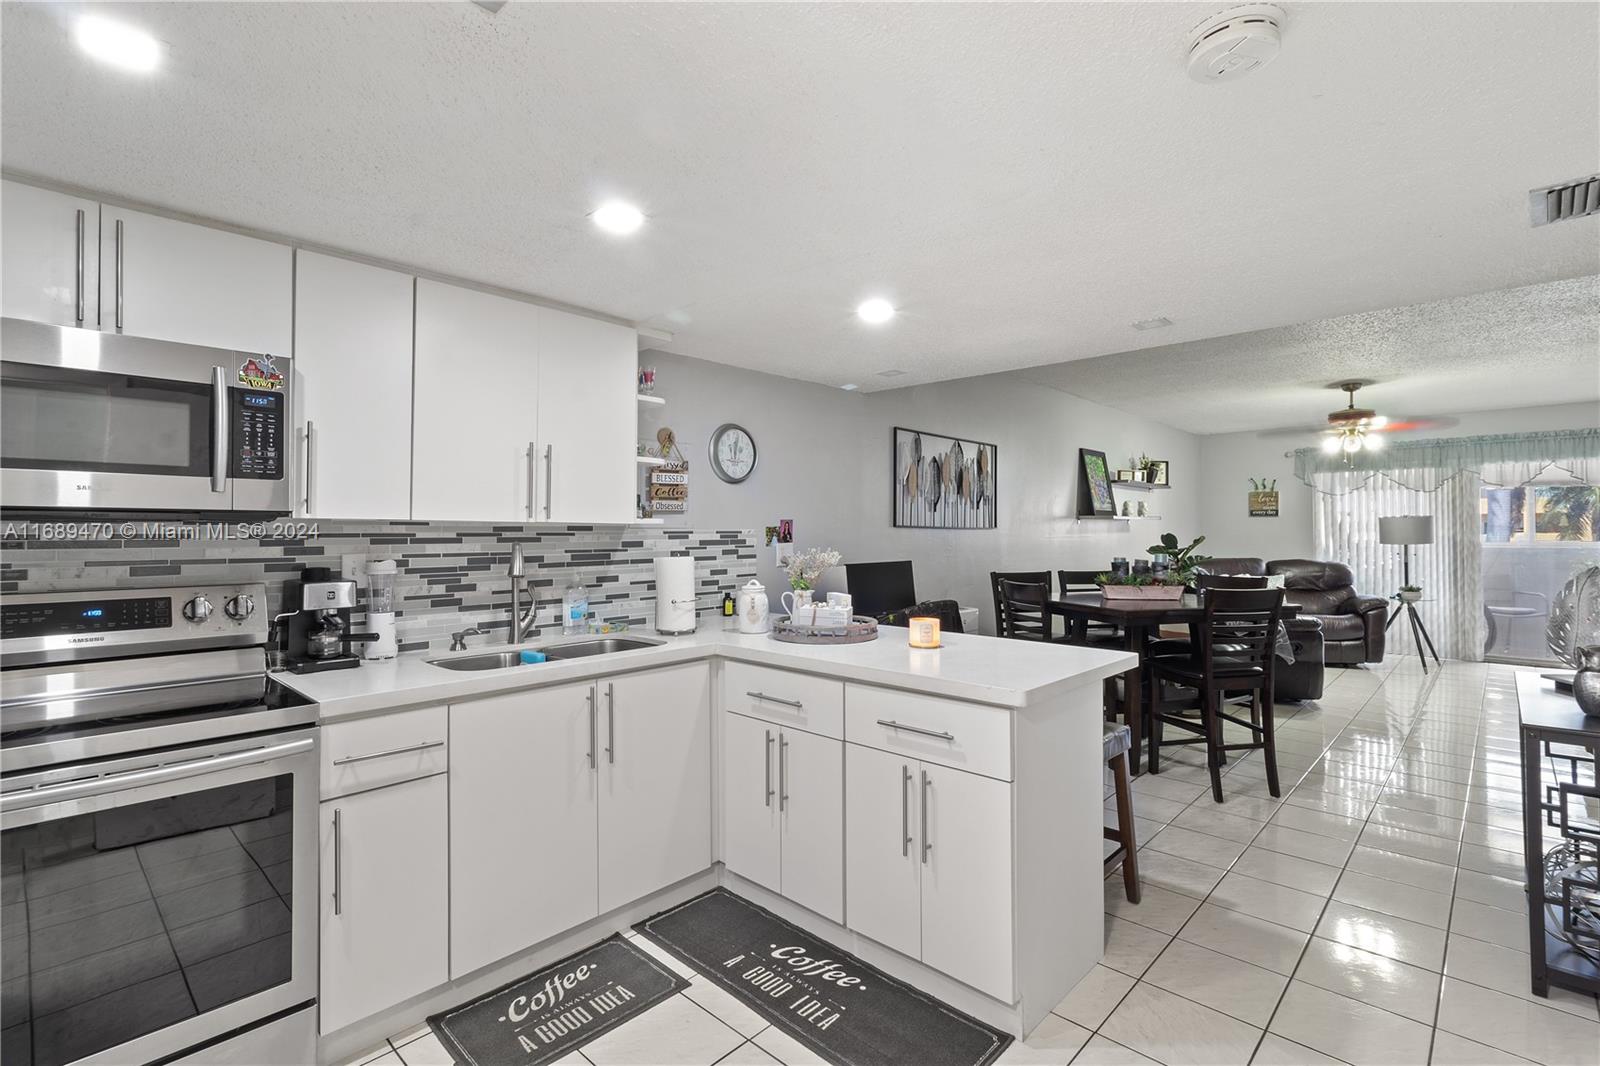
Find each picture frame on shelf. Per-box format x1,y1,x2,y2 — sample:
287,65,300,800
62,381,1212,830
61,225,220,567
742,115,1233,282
1147,459,1169,486
1078,448,1117,517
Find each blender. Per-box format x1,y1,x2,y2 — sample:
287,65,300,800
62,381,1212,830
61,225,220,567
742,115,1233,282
364,560,398,659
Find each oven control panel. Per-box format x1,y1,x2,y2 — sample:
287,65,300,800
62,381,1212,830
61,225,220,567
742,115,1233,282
0,583,269,666
229,389,284,480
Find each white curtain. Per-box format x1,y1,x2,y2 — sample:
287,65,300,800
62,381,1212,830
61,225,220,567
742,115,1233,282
1313,467,1484,662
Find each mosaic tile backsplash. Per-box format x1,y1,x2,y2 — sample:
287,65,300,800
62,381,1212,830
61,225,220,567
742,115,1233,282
0,522,758,654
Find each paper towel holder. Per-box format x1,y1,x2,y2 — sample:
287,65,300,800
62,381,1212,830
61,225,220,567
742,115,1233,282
654,551,699,636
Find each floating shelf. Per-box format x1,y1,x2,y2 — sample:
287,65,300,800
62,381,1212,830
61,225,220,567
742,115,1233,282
637,394,666,406
632,518,666,525
1114,481,1169,491
636,454,667,466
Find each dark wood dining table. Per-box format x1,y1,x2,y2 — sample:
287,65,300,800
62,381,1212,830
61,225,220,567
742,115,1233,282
1048,592,1300,775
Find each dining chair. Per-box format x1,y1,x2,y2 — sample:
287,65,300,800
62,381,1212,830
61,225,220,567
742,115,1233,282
1150,587,1285,803
998,578,1053,641
990,571,1051,638
1103,721,1140,903
1057,569,1121,646
1148,573,1270,659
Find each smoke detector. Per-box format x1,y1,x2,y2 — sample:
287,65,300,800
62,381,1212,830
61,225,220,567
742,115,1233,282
1187,4,1284,83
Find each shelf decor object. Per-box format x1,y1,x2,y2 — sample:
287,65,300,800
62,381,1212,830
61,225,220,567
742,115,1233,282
1077,448,1116,518
769,614,880,645
1146,459,1169,486
893,427,997,529
1378,515,1441,674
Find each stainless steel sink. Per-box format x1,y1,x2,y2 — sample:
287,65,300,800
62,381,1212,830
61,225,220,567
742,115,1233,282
426,650,532,672
427,636,662,672
543,637,662,660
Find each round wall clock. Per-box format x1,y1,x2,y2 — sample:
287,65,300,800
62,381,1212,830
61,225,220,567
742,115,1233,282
709,423,758,483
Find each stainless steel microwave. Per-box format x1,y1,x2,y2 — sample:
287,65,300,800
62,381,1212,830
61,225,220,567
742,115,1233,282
0,318,294,513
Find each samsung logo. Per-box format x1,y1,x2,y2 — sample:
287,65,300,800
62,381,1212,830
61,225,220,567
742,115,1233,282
67,636,105,644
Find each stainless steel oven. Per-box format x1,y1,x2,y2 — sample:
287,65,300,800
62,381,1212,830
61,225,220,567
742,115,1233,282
1,584,318,1066
0,318,293,513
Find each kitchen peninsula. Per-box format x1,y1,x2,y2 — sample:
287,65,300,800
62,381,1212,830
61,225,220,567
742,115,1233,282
280,628,1135,1055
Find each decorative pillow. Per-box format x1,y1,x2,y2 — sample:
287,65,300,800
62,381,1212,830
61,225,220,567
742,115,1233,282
1264,574,1287,589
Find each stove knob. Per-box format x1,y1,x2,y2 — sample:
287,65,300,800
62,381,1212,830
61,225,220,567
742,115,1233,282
225,594,255,622
183,595,213,623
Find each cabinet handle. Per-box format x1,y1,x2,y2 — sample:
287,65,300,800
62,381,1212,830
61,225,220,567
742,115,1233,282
210,366,229,494
877,719,955,742
746,691,803,710
526,442,536,520
920,769,932,864
304,420,316,514
543,444,553,520
74,208,85,326
114,217,124,331
764,730,774,807
779,734,789,812
332,807,343,916
605,682,615,764
901,764,912,857
331,740,444,765
587,688,597,770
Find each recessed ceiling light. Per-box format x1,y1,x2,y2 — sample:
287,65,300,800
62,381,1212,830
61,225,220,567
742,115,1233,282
591,201,645,236
839,384,859,391
856,298,896,325
877,369,905,378
1132,317,1173,331
75,15,161,73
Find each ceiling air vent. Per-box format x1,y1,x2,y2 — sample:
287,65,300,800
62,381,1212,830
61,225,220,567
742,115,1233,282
1530,174,1600,226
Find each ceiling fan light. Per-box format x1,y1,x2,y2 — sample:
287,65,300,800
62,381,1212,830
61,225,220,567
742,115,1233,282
1342,434,1362,454
1363,433,1384,451
1321,436,1342,454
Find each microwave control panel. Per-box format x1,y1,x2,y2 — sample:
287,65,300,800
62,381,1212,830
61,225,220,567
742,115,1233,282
229,389,284,480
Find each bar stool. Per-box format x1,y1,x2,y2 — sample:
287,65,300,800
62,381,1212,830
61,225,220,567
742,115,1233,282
1104,722,1140,903
990,571,1051,637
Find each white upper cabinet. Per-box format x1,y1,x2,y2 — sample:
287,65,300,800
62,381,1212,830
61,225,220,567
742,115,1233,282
536,307,637,524
98,204,291,355
293,252,414,519
412,279,540,521
1,180,99,328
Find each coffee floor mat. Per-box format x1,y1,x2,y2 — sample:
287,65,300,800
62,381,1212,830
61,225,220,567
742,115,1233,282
427,934,687,1065
635,889,1012,1066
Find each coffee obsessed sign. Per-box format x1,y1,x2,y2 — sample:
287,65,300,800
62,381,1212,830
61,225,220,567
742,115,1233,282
718,943,867,1034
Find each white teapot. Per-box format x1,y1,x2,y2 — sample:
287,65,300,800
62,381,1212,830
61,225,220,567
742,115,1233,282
736,579,771,634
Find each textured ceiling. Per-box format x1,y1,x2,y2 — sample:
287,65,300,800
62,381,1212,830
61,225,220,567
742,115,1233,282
2,2,1597,393
1020,277,1600,435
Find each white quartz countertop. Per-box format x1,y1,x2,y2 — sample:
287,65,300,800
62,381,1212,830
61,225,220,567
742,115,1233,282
276,627,1137,720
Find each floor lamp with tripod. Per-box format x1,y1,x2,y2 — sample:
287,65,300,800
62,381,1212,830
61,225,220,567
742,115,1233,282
1379,515,1441,673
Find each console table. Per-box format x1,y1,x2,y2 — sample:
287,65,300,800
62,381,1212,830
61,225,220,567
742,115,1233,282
1516,671,1600,998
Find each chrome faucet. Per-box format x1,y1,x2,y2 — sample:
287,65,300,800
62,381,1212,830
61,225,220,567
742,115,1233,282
508,544,537,644
450,625,488,651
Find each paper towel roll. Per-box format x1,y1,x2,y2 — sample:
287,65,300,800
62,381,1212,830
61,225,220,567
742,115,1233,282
654,554,697,634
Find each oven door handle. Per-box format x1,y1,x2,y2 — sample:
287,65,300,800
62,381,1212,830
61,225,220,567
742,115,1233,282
211,364,230,494
0,736,313,813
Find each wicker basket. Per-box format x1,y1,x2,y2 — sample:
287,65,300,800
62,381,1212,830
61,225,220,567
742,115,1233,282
770,615,880,645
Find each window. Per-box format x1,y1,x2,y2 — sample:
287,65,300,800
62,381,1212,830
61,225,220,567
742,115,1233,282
1481,485,1600,662
1481,486,1600,543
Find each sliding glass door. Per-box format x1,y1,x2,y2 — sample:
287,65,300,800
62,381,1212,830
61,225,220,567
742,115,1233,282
1480,485,1600,663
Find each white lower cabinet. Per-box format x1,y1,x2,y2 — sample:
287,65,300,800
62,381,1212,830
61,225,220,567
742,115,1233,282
598,663,713,913
721,710,843,923
449,681,599,979
319,774,448,1034
845,743,1014,1001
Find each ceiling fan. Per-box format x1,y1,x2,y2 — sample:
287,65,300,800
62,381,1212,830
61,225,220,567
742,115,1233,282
1259,381,1456,452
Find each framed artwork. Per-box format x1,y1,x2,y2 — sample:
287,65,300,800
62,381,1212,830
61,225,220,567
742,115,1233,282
1147,459,1170,486
1078,449,1117,517
893,427,997,529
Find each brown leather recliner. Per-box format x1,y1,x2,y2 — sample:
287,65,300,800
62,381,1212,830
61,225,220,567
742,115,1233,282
1266,559,1389,665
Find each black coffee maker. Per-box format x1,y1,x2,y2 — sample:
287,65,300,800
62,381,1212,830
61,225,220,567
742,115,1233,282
280,567,375,673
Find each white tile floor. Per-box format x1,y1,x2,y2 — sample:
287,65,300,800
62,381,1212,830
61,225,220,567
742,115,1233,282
337,659,1599,1066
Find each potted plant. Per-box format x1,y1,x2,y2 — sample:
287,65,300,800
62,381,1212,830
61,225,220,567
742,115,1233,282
1146,532,1212,585
1397,585,1423,604
1094,572,1187,601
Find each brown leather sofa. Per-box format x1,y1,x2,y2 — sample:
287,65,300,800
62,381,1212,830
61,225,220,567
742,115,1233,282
1201,557,1389,665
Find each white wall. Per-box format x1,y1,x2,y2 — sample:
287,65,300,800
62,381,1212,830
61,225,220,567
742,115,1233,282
639,350,1201,632
1198,401,1600,561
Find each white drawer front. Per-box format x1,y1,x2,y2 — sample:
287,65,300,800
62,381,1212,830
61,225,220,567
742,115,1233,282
321,705,448,799
844,685,1012,781
723,661,844,739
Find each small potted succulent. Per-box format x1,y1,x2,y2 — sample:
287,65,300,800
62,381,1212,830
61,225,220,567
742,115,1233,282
1397,585,1423,604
